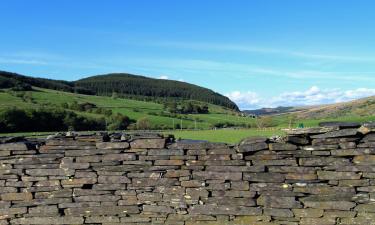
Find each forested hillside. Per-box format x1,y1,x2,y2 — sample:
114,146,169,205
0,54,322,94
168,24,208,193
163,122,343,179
75,73,238,110
0,71,238,110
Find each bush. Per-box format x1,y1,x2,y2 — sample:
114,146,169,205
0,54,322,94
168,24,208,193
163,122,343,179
136,117,151,130
0,108,105,132
107,113,131,130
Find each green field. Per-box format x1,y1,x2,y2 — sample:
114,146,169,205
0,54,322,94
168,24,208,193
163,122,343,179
0,87,256,130
1,87,375,144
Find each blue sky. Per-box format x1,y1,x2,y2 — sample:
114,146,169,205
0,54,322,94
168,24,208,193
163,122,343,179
1,0,375,109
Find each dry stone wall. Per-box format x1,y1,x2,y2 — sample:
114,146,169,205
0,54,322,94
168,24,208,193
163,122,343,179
1,122,375,224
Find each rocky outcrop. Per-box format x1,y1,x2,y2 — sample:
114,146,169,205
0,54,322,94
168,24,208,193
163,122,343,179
1,123,375,224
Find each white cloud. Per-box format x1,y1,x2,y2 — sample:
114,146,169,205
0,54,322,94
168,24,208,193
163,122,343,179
158,75,169,79
226,91,261,109
227,86,375,110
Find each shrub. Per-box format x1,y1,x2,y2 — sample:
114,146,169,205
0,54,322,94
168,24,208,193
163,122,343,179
136,117,151,130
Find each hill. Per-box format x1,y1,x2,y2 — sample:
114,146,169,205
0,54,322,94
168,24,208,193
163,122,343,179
290,96,375,119
243,106,298,116
244,95,375,119
0,86,254,133
0,71,238,110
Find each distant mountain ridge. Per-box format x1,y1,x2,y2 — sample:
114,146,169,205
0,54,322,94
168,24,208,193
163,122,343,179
243,106,298,116
244,96,375,119
0,71,239,110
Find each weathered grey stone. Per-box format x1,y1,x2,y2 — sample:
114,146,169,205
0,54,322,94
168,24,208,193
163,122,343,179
238,142,268,153
10,216,84,224
252,159,297,166
286,127,338,135
64,206,139,216
131,178,179,187
205,197,255,206
0,142,28,151
302,145,338,150
317,171,361,180
147,149,183,156
286,136,310,145
98,175,130,184
311,128,359,139
286,173,317,180
193,171,242,180
243,173,285,183
319,121,361,128
28,205,58,215
264,208,294,217
199,154,230,161
299,157,350,166
181,180,205,188
339,142,357,149
131,138,166,149
25,169,74,176
188,205,262,216
137,192,162,203
164,170,190,177
61,178,97,187
206,165,264,172
207,148,236,155
96,141,129,149
300,216,337,225
1,192,32,201
257,195,301,208
353,155,375,165
85,216,120,223
154,159,184,166
269,143,297,151
0,207,27,218
339,179,369,187
302,200,356,210
102,153,136,161
74,195,121,202
143,205,175,213
292,208,323,218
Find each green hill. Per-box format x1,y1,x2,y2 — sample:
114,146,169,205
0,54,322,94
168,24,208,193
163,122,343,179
0,76,254,133
0,71,238,110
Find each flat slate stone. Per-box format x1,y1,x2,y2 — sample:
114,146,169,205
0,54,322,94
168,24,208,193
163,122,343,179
318,121,361,128
238,142,268,153
286,127,337,135
353,155,375,165
10,216,84,224
286,136,310,145
188,205,262,216
130,138,166,149
0,142,28,151
269,143,297,151
257,195,302,209
302,200,356,210
96,142,130,149
310,128,359,139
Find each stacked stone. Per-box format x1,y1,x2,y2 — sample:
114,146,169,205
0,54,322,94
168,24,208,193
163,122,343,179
0,123,375,224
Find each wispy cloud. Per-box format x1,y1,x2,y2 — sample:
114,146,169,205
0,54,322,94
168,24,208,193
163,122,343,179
227,86,375,109
115,57,375,82
0,57,48,65
142,41,375,63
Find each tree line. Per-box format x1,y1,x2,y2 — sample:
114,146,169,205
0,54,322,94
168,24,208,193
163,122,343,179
0,71,239,110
